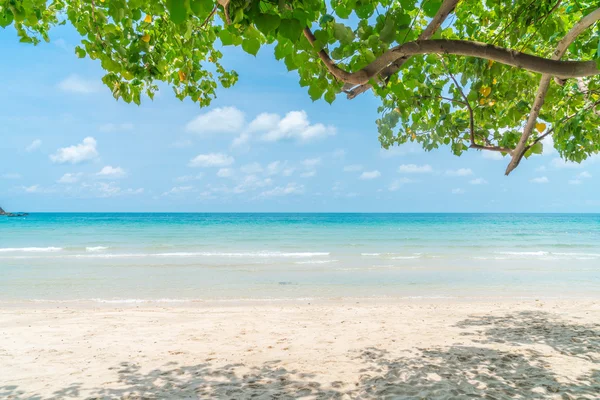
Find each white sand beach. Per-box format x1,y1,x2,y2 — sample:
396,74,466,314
2,299,600,399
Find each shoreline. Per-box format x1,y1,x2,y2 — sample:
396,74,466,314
2,299,599,399
2,293,600,309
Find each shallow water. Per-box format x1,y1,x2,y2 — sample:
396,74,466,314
1,213,599,303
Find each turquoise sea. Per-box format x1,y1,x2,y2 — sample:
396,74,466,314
1,213,599,304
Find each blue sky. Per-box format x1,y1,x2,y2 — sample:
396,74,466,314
1,25,599,212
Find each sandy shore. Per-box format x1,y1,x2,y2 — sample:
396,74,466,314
1,300,600,399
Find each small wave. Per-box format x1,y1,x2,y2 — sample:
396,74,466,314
91,298,190,304
294,260,339,264
493,251,600,259
0,251,330,259
0,247,63,253
153,251,330,258
361,253,423,259
496,251,549,256
390,255,421,260
86,246,109,252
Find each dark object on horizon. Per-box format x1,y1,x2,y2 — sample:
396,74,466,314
0,206,28,217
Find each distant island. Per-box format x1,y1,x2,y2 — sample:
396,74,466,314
0,206,28,217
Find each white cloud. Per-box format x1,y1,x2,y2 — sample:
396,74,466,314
217,168,234,178
258,183,304,198
482,151,504,160
185,107,245,135
99,123,134,133
26,139,42,152
302,158,321,168
551,158,582,169
264,161,295,177
57,75,101,94
388,178,413,191
300,170,316,178
162,186,195,196
22,185,41,193
445,168,473,177
469,178,488,185
542,135,556,156
451,188,465,194
2,173,22,180
188,153,234,167
360,170,381,180
343,164,363,172
50,137,98,164
569,171,592,185
240,162,263,174
231,132,250,148
174,173,203,183
57,173,83,184
248,112,280,132
234,175,273,193
578,171,592,179
96,166,126,178
398,164,433,174
530,176,549,184
260,111,335,142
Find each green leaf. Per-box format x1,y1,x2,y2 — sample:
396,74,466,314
190,0,213,19
274,39,293,60
319,14,334,26
308,83,325,101
530,142,543,155
75,46,86,58
284,54,297,71
166,0,187,24
423,1,442,18
255,14,280,35
219,29,234,45
0,10,14,28
324,90,336,104
380,17,396,44
278,18,302,42
242,38,260,56
332,23,354,44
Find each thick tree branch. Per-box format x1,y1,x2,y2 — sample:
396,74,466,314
345,0,459,99
505,7,600,175
314,39,600,87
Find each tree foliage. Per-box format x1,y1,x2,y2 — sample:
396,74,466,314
2,0,600,173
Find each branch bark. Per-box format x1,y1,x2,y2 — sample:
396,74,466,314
504,7,600,175
345,0,459,99
312,38,600,87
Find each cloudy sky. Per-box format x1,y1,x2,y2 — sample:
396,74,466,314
1,25,598,212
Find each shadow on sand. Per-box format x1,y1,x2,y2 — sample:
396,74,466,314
2,311,599,399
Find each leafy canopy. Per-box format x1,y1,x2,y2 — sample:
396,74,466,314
2,0,600,173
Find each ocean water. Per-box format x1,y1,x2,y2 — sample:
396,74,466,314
1,213,599,304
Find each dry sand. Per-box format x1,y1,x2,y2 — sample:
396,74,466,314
1,299,599,399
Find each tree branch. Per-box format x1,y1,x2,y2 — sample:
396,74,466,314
440,57,514,156
345,0,459,99
524,99,600,152
314,38,600,87
504,7,600,175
